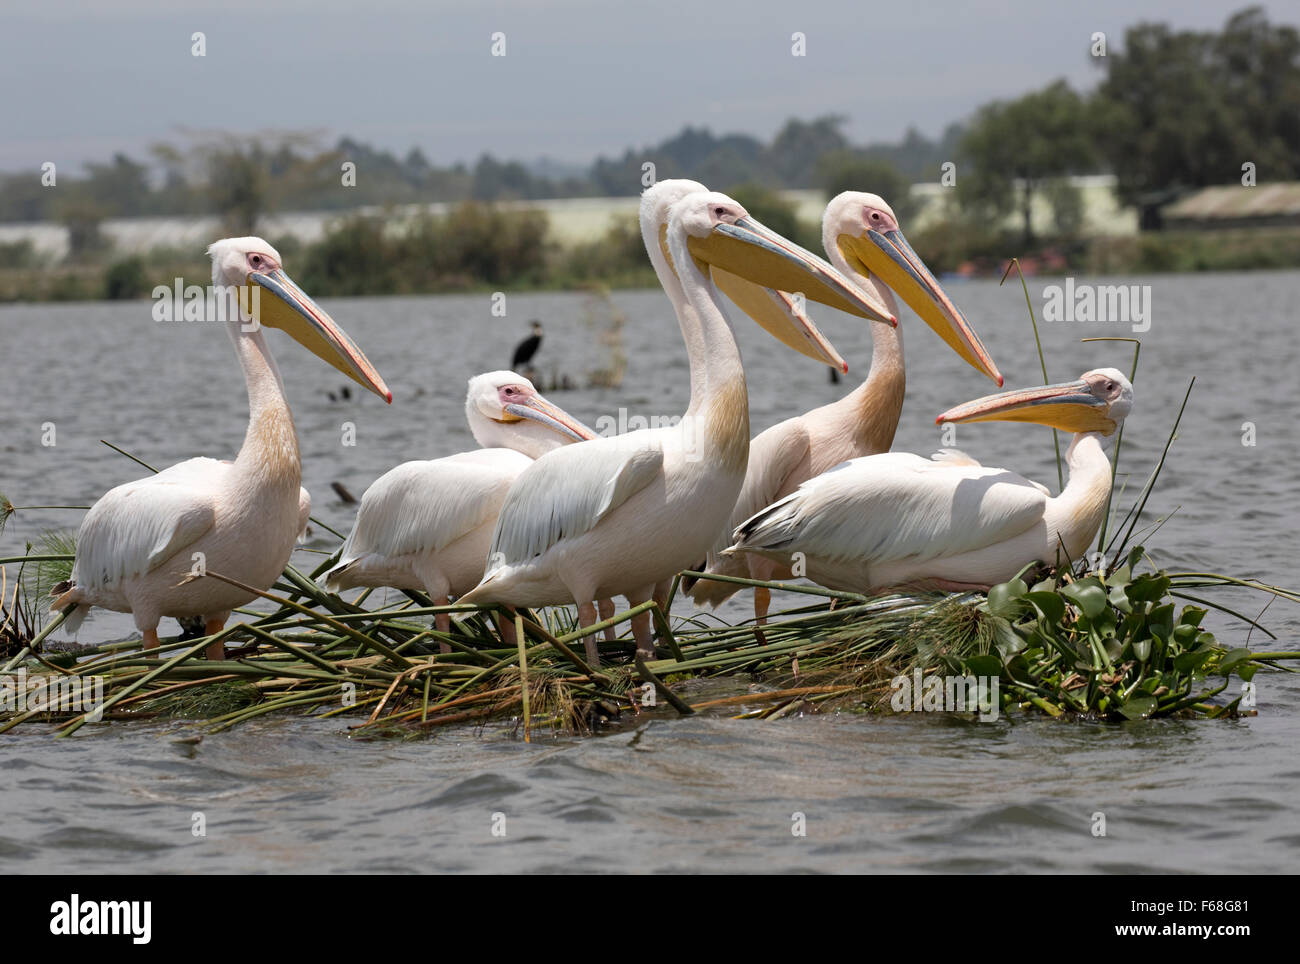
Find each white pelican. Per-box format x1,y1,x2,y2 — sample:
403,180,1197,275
320,370,596,646
458,185,894,663
726,368,1133,594
52,237,390,659
687,192,1003,620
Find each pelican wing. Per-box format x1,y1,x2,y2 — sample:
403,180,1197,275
733,453,1048,566
335,450,531,566
698,418,809,572
929,449,1051,495
730,418,811,534
488,438,664,564
72,458,223,591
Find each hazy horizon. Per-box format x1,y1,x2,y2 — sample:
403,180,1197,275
2,0,1288,176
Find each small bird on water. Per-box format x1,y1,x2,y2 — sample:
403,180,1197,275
511,320,544,374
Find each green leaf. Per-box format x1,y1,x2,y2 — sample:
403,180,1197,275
1103,636,1123,663
1025,591,1066,625
1091,606,1118,636
1217,648,1251,676
1173,650,1211,674
986,578,1029,618
1127,572,1171,604
1172,623,1199,648
1109,584,1133,614
1118,696,1157,720
989,616,1027,658
964,654,1003,678
1062,579,1108,619
1148,603,1175,642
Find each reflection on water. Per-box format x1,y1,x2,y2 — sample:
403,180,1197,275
1,271,1298,872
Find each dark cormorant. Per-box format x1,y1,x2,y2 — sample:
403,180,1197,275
511,320,544,370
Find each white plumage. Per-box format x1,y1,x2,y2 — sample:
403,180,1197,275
53,237,389,660
320,371,595,646
689,191,1001,617
458,183,891,664
486,443,665,568
729,369,1134,595
64,459,222,624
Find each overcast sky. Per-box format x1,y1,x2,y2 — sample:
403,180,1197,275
1,0,1287,174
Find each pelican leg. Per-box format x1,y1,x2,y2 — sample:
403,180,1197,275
142,628,160,652
754,586,771,629
631,609,654,659
644,578,673,650
653,580,670,614
496,610,518,648
627,587,655,659
578,601,600,667
598,598,616,642
203,617,226,661
434,598,452,654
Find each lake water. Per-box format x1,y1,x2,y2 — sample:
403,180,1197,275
2,271,1298,872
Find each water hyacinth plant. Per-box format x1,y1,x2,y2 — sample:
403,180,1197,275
969,550,1300,720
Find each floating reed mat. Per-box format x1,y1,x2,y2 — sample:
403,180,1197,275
1,545,1298,738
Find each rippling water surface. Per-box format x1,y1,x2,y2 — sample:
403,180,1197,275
2,271,1298,873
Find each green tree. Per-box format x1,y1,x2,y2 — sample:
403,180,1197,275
958,79,1099,243
766,116,851,186
206,145,268,237
1043,178,1085,237
82,153,152,216
59,200,111,263
1095,7,1300,224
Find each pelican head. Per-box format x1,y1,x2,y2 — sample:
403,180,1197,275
937,367,1133,436
643,181,864,371
465,370,596,456
826,192,1002,385
668,191,895,367
640,178,709,263
207,237,391,402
